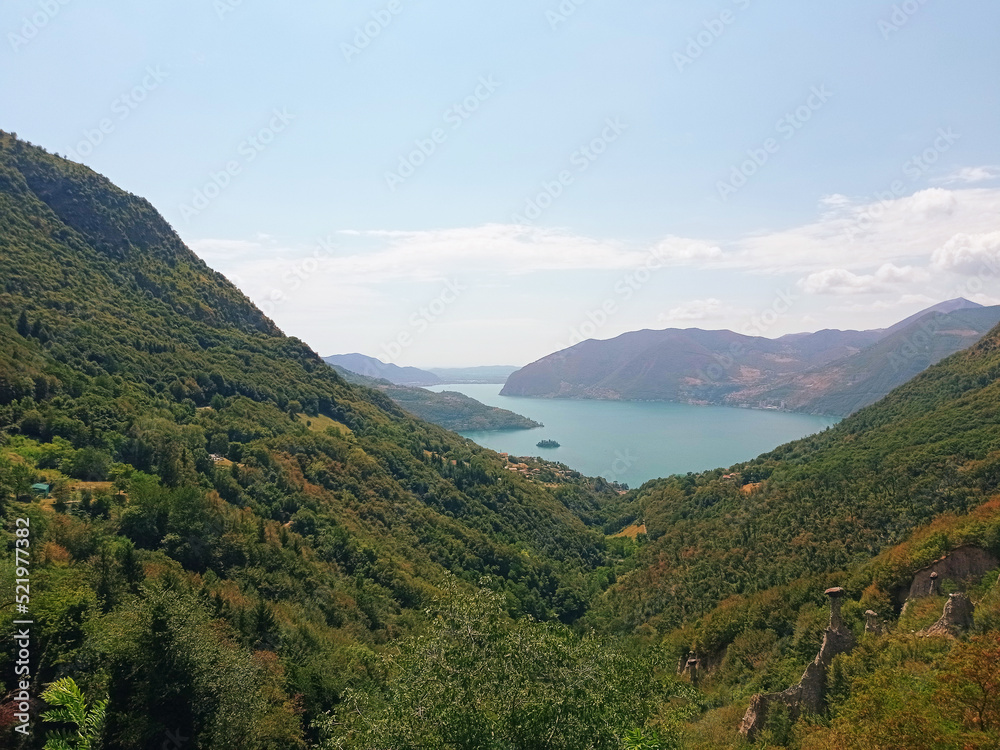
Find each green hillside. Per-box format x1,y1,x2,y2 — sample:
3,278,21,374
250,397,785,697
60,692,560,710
0,134,649,748
585,320,1000,747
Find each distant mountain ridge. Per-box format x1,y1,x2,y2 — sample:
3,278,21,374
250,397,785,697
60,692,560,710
323,353,441,386
501,299,999,416
428,365,520,384
328,364,541,431
881,297,984,335
735,304,1000,415
323,356,520,386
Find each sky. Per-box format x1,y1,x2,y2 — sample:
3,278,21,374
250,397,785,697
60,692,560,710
3,0,1000,367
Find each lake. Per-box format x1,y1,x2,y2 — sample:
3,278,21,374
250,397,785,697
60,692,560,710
426,384,839,488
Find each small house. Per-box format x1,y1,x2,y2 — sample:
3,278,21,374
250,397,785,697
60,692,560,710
31,483,51,498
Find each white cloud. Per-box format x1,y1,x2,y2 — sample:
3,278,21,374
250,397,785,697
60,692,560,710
818,193,852,208
190,237,277,261
875,263,929,284
904,187,958,219
650,236,723,263
800,269,873,295
657,298,736,325
725,187,1000,274
187,185,1000,359
192,187,1000,290
312,225,721,283
930,232,1000,275
968,293,1000,306
941,166,1000,184
799,263,929,295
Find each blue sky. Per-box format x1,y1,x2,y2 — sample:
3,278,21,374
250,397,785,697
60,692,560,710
3,0,999,366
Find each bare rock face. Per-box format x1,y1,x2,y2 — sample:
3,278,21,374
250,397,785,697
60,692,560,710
740,692,786,740
923,593,975,637
904,547,998,603
739,587,856,741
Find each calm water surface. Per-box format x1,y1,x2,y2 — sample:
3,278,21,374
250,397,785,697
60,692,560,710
427,384,839,488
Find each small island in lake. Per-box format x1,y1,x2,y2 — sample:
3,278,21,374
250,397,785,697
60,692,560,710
536,439,560,449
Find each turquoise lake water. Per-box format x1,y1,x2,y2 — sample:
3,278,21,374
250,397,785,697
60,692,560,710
427,384,839,488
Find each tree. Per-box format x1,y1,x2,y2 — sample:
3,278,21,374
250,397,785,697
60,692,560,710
6,460,35,501
91,583,304,749
66,448,112,482
800,667,953,750
316,579,696,750
621,728,682,750
41,677,107,750
17,310,30,337
938,633,1000,736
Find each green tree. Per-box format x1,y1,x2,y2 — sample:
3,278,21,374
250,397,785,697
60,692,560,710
66,448,112,482
621,728,681,750
317,579,695,750
938,633,1000,737
800,667,954,750
41,677,107,750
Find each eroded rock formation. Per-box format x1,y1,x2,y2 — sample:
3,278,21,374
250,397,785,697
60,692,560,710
864,610,882,636
686,654,701,687
922,593,975,638
739,587,856,742
903,546,998,603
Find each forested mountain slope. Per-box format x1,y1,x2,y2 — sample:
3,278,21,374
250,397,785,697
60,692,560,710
0,134,633,748
501,326,882,403
660,496,1000,748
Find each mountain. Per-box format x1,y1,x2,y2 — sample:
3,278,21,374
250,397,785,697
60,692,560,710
501,300,1000,416
0,133,634,747
328,364,541,431
501,326,882,403
731,304,1000,415
881,295,982,335
323,353,441,385
428,365,520,384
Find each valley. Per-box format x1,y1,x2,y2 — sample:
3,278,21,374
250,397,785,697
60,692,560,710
1,132,998,750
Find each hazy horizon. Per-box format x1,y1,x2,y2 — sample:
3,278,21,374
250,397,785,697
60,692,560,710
332,295,985,369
